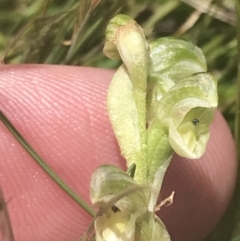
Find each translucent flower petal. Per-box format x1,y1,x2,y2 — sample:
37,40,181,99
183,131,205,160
147,38,207,122
157,73,218,122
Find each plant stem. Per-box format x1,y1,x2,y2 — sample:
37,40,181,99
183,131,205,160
0,111,95,217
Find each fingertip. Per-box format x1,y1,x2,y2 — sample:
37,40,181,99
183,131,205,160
0,65,237,241
0,65,125,240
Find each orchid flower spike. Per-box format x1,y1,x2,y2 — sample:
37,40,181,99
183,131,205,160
87,13,218,241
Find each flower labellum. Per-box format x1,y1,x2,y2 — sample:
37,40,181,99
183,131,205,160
95,209,137,241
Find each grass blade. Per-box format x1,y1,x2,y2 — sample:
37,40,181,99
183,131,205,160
0,111,95,217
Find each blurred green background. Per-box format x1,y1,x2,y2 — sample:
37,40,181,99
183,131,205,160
0,0,239,240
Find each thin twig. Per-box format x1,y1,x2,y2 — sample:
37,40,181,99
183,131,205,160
0,111,95,217
180,0,236,26
175,0,212,36
65,0,93,63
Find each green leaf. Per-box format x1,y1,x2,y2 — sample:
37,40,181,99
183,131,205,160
107,66,144,165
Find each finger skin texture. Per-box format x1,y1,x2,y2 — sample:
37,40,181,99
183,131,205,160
0,64,237,241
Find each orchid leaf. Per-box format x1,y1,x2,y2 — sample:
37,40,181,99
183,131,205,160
107,66,145,171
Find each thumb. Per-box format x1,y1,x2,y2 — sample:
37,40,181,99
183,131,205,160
0,64,237,241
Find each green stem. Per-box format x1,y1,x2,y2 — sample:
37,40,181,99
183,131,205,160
132,90,148,184
0,111,95,217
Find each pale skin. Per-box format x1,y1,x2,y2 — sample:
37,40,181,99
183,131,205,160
0,65,237,241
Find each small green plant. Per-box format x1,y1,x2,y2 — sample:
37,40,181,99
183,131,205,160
84,14,218,241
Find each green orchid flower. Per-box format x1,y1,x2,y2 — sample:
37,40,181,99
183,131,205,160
90,165,171,241
156,73,218,158
90,165,147,241
90,165,148,213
